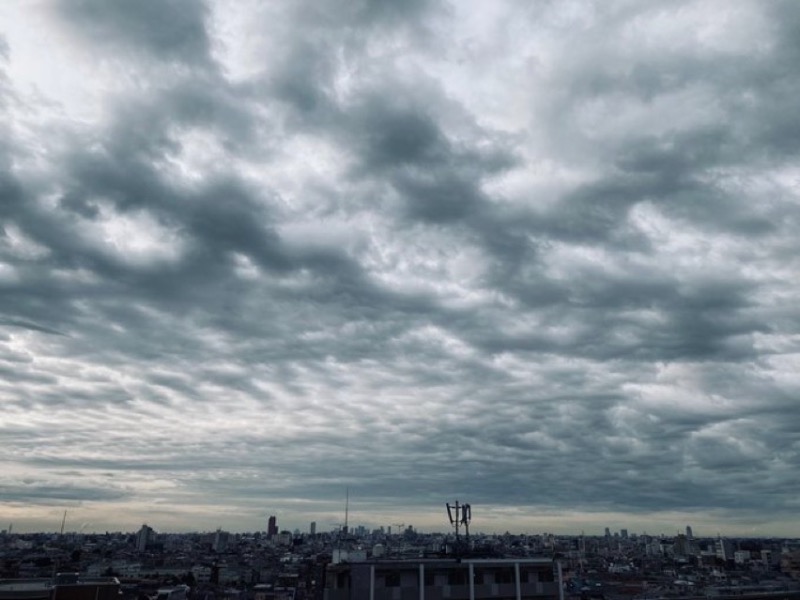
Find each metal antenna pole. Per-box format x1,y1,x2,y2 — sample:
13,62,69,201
454,501,460,543
462,503,471,545
447,501,471,556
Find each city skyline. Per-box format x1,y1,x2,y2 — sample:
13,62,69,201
6,517,798,541
3,503,798,539
2,2,800,537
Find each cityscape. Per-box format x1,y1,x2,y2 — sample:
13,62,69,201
3,1,800,600
2,512,800,600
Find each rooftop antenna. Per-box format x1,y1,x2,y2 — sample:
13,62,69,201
60,510,67,535
446,501,471,556
332,487,351,564
580,530,586,572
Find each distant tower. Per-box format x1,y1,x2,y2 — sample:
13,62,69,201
213,529,229,553
310,521,317,536
343,487,349,535
136,524,154,552
715,536,733,561
579,532,586,572
686,525,693,539
674,534,689,557
267,516,278,538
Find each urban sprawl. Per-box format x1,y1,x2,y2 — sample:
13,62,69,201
1,519,800,600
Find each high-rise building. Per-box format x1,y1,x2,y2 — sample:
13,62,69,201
267,515,278,538
673,534,689,557
620,529,628,539
715,537,733,561
310,521,317,536
213,529,229,552
686,525,693,539
136,524,154,552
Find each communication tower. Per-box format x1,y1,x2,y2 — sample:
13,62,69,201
445,500,471,555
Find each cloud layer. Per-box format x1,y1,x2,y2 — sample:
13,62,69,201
1,0,799,535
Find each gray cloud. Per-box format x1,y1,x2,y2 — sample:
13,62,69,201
52,0,212,67
1,0,799,535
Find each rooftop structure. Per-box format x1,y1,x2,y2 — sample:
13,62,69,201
324,557,560,600
0,576,120,600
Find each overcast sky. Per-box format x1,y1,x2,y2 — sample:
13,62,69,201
1,0,799,537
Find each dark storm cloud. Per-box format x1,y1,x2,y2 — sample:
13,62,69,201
0,483,127,504
351,98,517,224
53,0,212,67
1,0,800,533
0,317,65,336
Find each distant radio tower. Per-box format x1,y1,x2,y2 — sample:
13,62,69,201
344,487,349,534
60,510,67,535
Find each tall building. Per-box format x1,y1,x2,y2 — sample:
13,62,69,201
310,521,317,536
136,524,154,552
673,534,689,557
267,515,278,538
715,537,733,561
686,525,693,539
213,529,229,553
620,529,628,539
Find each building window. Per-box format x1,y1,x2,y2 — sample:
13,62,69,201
336,573,350,588
495,568,515,584
448,570,467,585
473,569,484,585
384,571,401,587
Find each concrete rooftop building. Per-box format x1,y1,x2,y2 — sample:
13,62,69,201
323,557,560,600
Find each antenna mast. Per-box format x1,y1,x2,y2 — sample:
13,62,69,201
446,501,471,556
344,487,349,534
60,510,67,535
